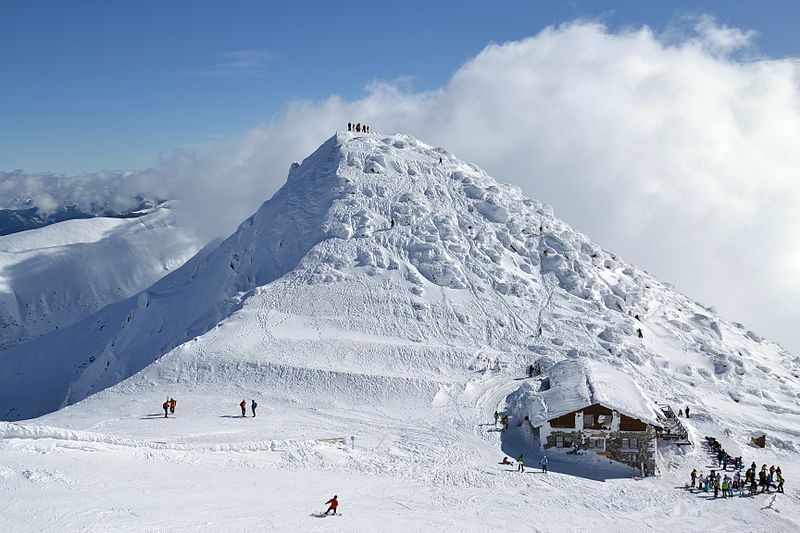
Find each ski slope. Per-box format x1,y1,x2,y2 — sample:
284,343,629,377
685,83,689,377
1,131,799,531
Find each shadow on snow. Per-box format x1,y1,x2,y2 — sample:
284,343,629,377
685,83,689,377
497,423,639,481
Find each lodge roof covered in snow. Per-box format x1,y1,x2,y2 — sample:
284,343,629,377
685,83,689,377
527,358,662,428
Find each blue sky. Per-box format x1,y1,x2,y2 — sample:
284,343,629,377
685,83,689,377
1,0,798,174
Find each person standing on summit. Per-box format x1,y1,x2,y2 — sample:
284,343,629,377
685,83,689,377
240,400,247,417
251,399,258,417
162,399,170,418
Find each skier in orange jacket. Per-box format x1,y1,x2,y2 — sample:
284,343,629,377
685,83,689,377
240,400,247,417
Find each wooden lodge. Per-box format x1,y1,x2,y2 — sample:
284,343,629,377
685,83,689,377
520,358,663,475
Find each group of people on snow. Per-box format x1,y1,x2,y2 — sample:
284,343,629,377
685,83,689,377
157,397,259,418
239,399,257,417
154,396,338,517
162,397,177,418
499,454,548,474
494,411,548,474
347,122,370,133
688,436,785,498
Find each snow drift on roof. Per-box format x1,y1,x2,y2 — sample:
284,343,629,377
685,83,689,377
526,358,662,427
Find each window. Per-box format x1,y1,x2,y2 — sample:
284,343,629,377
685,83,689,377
564,437,573,448
621,438,629,449
630,438,638,449
591,438,605,450
556,435,564,448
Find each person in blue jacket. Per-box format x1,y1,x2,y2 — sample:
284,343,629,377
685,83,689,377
539,455,548,474
251,400,258,417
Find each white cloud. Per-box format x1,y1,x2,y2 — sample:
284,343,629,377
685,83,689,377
690,14,758,55
0,169,170,215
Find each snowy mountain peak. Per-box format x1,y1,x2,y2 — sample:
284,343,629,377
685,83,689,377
260,130,562,295
1,132,798,449
4,135,800,531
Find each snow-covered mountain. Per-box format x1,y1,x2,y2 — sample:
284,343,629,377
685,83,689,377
3,131,796,421
1,132,798,531
0,204,203,350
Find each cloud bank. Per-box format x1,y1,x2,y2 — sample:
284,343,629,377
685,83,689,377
7,18,800,354
0,170,170,214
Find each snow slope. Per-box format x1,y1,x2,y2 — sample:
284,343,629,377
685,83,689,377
0,204,203,349
1,132,799,531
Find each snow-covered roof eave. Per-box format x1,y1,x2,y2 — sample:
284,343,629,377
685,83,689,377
530,402,662,429
527,358,662,429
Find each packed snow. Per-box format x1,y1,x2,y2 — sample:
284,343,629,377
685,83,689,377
1,131,799,531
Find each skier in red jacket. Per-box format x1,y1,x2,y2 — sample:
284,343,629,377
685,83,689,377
324,495,339,515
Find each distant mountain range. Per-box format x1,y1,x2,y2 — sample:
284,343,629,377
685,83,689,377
0,197,162,236
0,169,168,236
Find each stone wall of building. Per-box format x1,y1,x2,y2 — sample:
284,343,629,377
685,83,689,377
544,430,585,452
606,427,657,475
544,427,658,475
